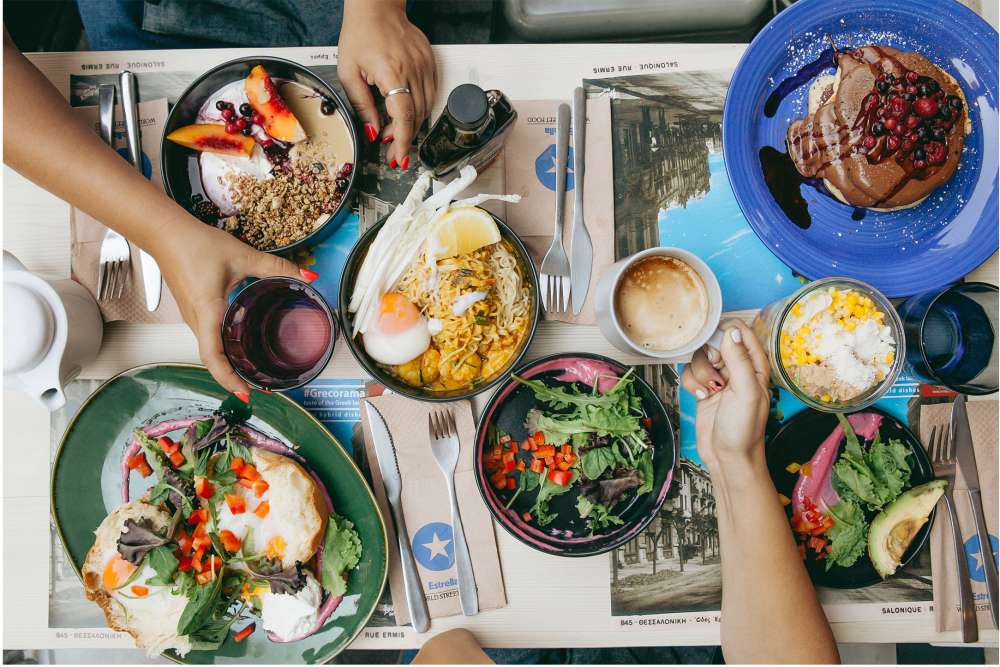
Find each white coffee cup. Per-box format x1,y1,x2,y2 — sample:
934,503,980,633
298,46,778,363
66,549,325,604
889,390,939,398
594,247,723,360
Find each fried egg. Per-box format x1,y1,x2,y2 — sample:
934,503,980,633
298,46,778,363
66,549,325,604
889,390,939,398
214,448,327,569
82,501,192,657
362,293,431,365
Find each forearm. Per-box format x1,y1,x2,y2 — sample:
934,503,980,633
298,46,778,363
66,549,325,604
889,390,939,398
2,35,199,256
709,449,839,664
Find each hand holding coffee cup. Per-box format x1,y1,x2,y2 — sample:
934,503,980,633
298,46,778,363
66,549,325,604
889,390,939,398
594,247,725,361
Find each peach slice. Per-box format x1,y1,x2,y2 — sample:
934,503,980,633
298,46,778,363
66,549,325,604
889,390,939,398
166,124,255,157
244,65,307,143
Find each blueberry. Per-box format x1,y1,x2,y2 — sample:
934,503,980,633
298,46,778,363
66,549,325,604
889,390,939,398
914,148,926,161
871,122,886,136
239,103,254,117
240,125,253,136
949,96,963,110
215,100,228,111
932,127,947,141
876,80,890,94
918,84,931,97
927,79,940,94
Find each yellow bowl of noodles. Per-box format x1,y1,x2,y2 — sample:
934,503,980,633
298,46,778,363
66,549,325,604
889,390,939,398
339,210,540,402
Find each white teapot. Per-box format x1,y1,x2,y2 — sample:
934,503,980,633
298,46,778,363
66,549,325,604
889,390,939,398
3,251,103,411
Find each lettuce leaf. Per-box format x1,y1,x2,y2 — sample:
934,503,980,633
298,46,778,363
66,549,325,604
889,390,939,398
320,513,362,598
825,498,867,569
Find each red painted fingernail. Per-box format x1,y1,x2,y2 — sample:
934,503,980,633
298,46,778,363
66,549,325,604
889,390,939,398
389,158,398,169
235,391,250,404
381,134,394,144
400,155,410,171
364,123,378,143
299,268,319,282
709,381,723,392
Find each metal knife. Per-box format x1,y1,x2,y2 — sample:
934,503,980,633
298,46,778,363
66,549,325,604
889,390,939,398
119,70,162,312
570,86,593,316
952,394,999,628
364,402,430,633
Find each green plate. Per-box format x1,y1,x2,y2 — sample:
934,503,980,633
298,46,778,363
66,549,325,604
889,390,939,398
51,364,388,664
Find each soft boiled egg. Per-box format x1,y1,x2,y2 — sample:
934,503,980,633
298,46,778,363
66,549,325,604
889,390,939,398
361,293,431,365
214,448,327,570
82,500,193,657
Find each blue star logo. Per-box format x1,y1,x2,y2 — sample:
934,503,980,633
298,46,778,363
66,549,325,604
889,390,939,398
964,533,999,583
535,144,575,192
411,521,455,571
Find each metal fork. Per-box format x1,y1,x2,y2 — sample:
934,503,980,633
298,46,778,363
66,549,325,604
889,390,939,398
539,102,572,314
428,409,478,616
96,83,131,302
928,425,978,643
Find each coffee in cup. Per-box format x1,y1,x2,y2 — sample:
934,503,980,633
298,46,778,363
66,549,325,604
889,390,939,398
594,247,723,359
615,255,709,352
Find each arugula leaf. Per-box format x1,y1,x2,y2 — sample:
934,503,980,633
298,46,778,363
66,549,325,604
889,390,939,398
580,447,618,480
177,568,225,636
135,430,168,477
145,545,180,586
320,513,363,598
636,449,654,494
187,572,248,650
183,416,231,452
512,374,631,410
825,499,868,569
532,473,577,527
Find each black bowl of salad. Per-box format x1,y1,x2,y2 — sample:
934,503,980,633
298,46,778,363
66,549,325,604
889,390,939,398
474,353,676,557
765,407,938,588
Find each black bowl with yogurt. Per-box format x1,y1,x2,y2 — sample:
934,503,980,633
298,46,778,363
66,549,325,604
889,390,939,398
161,56,359,255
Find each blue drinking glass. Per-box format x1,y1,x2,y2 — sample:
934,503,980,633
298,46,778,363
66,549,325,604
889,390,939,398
222,277,336,391
896,282,998,395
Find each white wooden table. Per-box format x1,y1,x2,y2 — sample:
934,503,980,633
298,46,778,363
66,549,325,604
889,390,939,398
4,42,997,654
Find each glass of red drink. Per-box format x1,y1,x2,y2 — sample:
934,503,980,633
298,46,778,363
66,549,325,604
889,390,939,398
222,277,335,391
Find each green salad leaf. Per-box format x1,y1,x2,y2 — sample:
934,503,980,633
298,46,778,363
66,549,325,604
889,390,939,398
636,449,655,494
576,495,624,532
320,513,362,598
532,474,578,527
825,499,868,570
580,447,618,480
832,414,912,511
145,545,180,586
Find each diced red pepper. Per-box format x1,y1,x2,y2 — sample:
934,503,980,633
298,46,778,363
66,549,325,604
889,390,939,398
522,512,532,522
506,477,516,490
239,465,260,482
560,444,572,455
807,536,827,553
192,546,206,572
187,508,208,525
254,501,270,518
491,472,507,490
230,457,246,474
130,585,149,597
195,477,214,499
563,453,577,465
233,624,255,642
516,460,526,472
557,461,572,471
252,479,269,497
219,529,242,552
520,440,531,451
554,453,564,465
176,528,193,556
238,478,254,489
137,462,153,478
157,436,179,455
530,458,545,474
544,456,555,467
177,556,194,573
169,450,186,467
548,469,573,486
533,445,556,458
532,431,545,447
127,452,153,477
225,494,246,514
641,417,653,428
502,459,516,473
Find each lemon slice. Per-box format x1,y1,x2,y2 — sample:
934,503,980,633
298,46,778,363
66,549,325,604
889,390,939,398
430,205,500,258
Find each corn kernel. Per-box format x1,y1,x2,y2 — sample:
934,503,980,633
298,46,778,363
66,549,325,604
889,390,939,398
778,493,791,507
885,352,894,364
791,302,803,317
785,462,801,473
821,394,832,402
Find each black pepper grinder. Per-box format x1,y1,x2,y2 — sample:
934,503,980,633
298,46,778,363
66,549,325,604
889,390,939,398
417,83,517,179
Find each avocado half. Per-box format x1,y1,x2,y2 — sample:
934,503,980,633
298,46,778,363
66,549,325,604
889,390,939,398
868,479,947,578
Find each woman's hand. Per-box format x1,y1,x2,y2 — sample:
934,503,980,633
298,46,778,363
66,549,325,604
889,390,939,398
153,215,303,397
680,320,771,469
338,0,437,167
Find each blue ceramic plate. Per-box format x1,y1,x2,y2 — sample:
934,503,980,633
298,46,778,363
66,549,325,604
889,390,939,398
723,0,998,298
